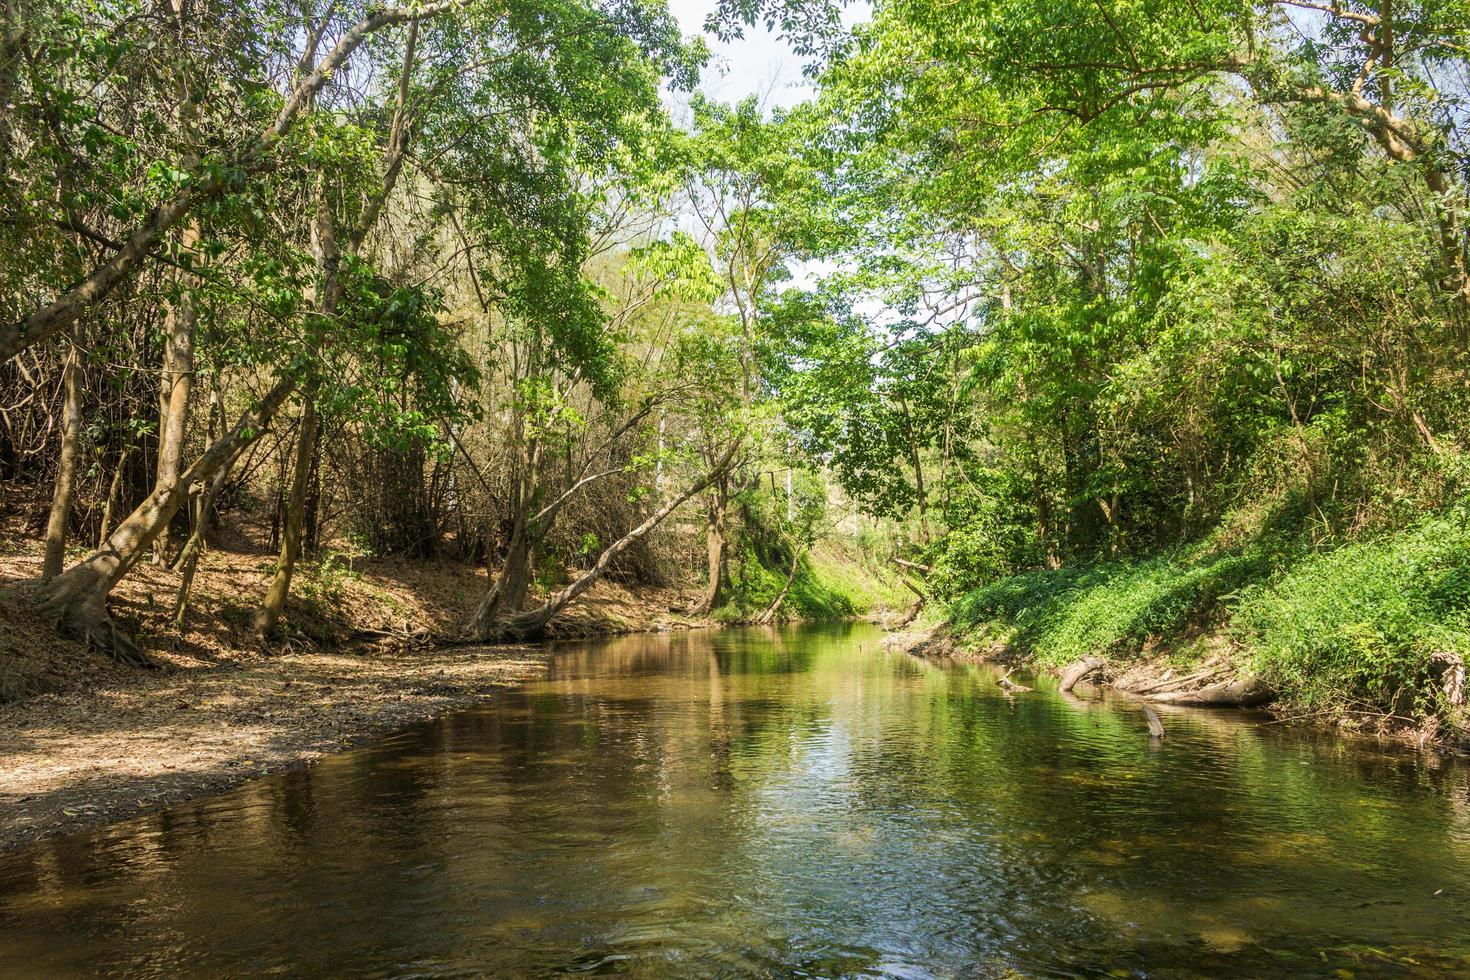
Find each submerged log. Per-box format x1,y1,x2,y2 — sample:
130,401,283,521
1143,705,1165,739
1059,656,1106,693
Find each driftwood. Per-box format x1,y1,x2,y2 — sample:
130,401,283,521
1144,675,1273,707
998,667,1032,694
1059,656,1106,693
1143,704,1165,738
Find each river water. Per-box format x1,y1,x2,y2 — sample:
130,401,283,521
2,623,1469,977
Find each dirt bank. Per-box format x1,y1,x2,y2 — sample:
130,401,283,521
0,536,714,852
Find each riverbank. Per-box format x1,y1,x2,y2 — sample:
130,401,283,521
0,537,712,702
0,643,558,851
907,511,1470,751
0,537,722,851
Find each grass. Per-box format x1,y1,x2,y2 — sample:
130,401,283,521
949,548,1265,670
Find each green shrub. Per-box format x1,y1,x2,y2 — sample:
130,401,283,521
297,551,362,603
927,466,1040,596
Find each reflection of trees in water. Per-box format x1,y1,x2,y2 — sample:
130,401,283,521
708,645,733,792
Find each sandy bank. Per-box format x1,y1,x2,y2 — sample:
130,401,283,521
0,538,713,851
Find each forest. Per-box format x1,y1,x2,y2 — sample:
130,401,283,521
7,4,1470,976
2,0,1469,748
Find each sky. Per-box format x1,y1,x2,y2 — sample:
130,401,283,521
666,0,825,110
662,0,868,296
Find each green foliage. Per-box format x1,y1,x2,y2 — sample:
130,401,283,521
926,466,1040,596
810,537,912,614
296,551,364,606
711,480,873,623
323,263,478,452
1235,511,1470,717
745,0,1470,679
948,505,1470,726
713,544,857,624
950,548,1265,669
288,551,371,645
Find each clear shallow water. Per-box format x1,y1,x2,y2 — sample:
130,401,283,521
3,623,1470,978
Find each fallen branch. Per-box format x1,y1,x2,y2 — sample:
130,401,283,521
892,557,931,574
998,667,1032,694
1059,656,1106,693
1119,665,1225,697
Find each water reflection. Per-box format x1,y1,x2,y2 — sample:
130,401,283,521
2,623,1470,977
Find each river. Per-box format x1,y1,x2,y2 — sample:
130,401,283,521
2,623,1468,977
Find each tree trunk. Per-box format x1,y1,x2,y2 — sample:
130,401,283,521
481,443,739,641
255,396,317,639
898,399,931,545
256,162,342,640
468,511,533,637
151,222,199,563
172,444,242,629
41,344,82,580
755,544,802,626
96,447,131,549
304,425,323,553
37,375,296,664
695,479,729,614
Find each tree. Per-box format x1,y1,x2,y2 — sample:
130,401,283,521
681,96,828,611
16,0,703,658
0,0,475,365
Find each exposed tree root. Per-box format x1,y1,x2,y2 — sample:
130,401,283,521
477,610,550,644
33,581,155,669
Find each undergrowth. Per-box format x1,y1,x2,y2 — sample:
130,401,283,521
1233,512,1470,720
949,548,1265,669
